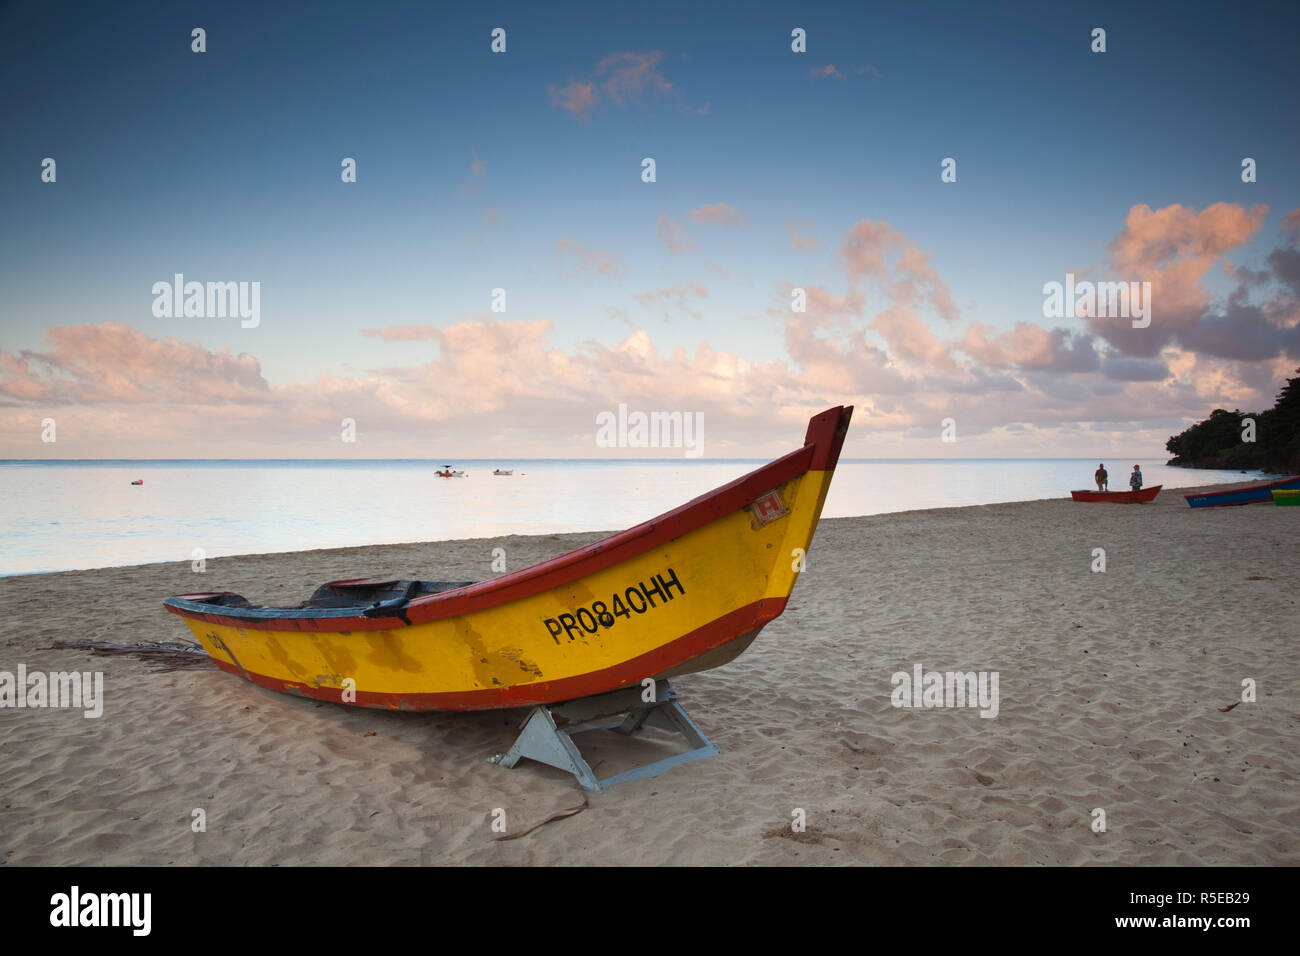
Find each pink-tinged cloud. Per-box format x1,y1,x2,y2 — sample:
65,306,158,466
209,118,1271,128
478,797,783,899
811,64,845,80
841,221,958,320
0,315,1289,460
556,238,626,278
894,244,959,320
1103,202,1266,328
0,323,267,405
959,322,1100,373
782,308,911,399
362,325,442,342
429,319,567,379
655,215,695,254
768,284,863,334
7,211,1300,458
549,50,676,122
548,80,597,121
0,353,57,401
634,284,710,321
804,285,864,318
787,220,823,251
842,221,904,278
685,203,745,226
871,307,957,373
1086,202,1299,361
1283,209,1300,236
595,51,672,104
1110,202,1267,274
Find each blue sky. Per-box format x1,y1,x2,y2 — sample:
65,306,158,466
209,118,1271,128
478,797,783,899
2,0,1298,457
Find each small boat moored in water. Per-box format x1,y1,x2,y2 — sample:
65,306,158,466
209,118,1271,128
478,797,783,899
435,465,466,478
1071,485,1161,503
164,406,853,712
130,480,144,486
1185,475,1300,508
492,469,513,475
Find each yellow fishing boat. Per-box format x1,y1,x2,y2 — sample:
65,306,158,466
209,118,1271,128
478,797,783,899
164,406,852,711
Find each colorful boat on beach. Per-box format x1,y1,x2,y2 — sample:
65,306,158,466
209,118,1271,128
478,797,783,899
1272,489,1300,506
163,406,853,712
1184,475,1300,508
1070,485,1161,503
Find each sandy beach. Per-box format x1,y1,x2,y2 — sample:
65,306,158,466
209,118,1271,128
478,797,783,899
2,483,1296,866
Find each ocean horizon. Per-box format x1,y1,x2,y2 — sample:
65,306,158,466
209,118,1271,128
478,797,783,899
0,457,1263,576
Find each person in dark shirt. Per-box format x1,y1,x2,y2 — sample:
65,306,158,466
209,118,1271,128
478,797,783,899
1094,464,1108,491
1130,465,1143,491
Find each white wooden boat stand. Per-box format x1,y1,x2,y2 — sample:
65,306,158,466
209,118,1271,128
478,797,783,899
491,679,719,792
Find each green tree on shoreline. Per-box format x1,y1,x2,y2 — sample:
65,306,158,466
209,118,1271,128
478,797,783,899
1166,368,1300,475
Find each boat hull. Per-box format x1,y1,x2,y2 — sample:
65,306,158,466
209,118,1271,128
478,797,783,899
1185,475,1300,508
1070,485,1161,503
165,407,852,711
1273,489,1300,506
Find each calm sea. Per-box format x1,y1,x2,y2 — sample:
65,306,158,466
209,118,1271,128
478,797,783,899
0,458,1260,576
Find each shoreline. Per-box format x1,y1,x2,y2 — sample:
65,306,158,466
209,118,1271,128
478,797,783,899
2,482,1296,865
0,479,1277,580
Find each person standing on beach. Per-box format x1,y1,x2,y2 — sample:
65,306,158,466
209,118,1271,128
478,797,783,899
1130,465,1143,491
1095,464,1108,491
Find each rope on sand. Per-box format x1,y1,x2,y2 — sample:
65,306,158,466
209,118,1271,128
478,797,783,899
492,793,590,841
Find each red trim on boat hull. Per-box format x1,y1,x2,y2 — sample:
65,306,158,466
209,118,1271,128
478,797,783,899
206,597,788,712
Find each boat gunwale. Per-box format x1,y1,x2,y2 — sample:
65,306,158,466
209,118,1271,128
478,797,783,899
163,406,852,633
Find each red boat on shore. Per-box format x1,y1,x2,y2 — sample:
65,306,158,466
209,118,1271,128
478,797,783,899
1070,485,1161,503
